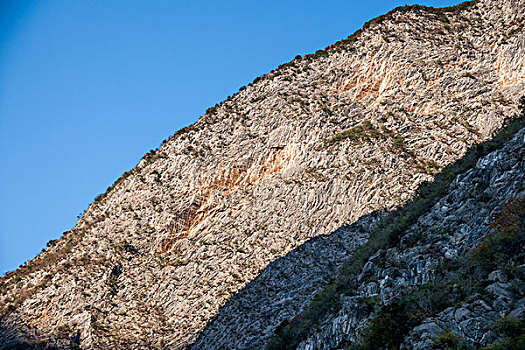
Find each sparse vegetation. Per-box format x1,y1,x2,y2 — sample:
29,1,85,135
392,136,405,150
325,121,383,145
472,196,525,272
114,240,137,254
46,239,58,248
432,331,463,350
482,317,525,350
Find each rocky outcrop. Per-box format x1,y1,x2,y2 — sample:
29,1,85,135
290,126,524,350
0,0,524,349
192,213,381,350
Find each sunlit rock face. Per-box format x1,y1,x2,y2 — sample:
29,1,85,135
0,0,523,349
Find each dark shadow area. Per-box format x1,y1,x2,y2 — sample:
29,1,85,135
0,322,71,350
191,211,383,350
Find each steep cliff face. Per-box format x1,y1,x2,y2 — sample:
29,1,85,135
0,0,524,349
284,123,524,350
193,111,525,350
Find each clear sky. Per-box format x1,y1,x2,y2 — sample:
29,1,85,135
0,0,464,273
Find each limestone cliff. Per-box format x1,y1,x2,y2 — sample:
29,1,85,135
0,0,524,349
260,115,525,350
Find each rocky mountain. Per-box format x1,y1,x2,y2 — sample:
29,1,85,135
262,114,525,350
0,0,524,349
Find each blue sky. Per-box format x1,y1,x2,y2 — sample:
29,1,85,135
0,0,464,273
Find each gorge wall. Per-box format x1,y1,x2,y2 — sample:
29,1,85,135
0,0,524,349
